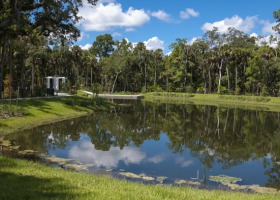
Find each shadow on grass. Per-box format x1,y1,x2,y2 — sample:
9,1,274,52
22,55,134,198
0,157,80,200
16,96,113,113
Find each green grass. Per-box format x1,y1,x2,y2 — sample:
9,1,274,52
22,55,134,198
0,96,113,135
0,156,278,200
144,92,280,112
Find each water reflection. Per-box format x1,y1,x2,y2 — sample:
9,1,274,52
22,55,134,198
2,101,280,190
68,140,146,168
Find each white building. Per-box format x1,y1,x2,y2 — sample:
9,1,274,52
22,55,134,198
46,76,66,91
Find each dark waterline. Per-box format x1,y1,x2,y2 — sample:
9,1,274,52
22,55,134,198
2,100,280,189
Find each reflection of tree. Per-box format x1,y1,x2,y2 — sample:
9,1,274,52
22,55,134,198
5,116,90,152
5,101,280,189
265,156,280,189
162,104,280,189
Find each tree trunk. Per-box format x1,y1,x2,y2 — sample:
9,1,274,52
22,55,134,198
218,59,223,94
85,65,88,87
111,71,121,93
144,63,147,91
183,64,187,92
235,65,238,94
208,63,212,93
226,64,230,94
203,66,207,94
154,61,157,85
0,35,8,99
215,107,220,140
166,76,169,92
31,58,35,96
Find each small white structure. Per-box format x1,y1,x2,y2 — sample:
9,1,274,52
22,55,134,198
46,76,66,91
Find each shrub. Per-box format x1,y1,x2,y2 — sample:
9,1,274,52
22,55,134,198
186,85,195,93
147,85,163,92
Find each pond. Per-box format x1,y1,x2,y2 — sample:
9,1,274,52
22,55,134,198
1,100,280,192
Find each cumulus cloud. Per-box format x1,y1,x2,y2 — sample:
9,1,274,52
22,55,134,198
69,141,146,168
78,3,150,31
180,8,199,19
112,32,122,37
125,27,135,32
144,37,164,51
150,10,172,22
80,43,92,50
202,15,258,33
98,0,115,3
176,157,193,168
250,33,278,48
146,154,167,164
261,20,277,35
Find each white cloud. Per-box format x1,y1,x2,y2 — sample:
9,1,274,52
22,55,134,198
69,141,146,168
189,37,201,45
261,20,277,35
146,154,167,164
250,33,279,48
202,15,258,34
79,43,92,50
125,27,135,32
180,8,199,19
250,32,259,38
176,157,193,168
78,3,150,31
150,10,172,22
144,37,164,51
112,32,122,37
98,0,115,3
77,32,85,42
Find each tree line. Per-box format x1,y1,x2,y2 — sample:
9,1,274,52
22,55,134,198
0,3,280,98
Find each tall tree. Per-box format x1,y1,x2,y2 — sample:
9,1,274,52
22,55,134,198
0,0,99,98
90,34,115,58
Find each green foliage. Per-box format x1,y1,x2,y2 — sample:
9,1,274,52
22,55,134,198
218,86,228,95
3,75,15,99
235,86,241,96
196,87,205,94
1,9,280,98
186,85,195,93
91,82,103,96
261,85,269,97
141,86,147,93
147,85,164,92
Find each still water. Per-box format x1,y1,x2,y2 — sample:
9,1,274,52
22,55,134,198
2,101,280,190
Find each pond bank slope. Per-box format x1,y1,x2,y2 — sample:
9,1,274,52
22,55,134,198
0,156,278,200
144,92,280,112
0,96,113,135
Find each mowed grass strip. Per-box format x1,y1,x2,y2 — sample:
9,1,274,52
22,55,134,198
0,156,278,200
0,96,112,135
144,92,280,112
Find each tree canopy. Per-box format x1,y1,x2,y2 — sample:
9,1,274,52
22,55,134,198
0,6,280,98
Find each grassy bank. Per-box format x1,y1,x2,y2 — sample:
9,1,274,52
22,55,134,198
0,156,278,200
0,96,113,135
144,92,280,112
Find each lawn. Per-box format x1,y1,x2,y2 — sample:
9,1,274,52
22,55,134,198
0,96,113,135
144,92,280,112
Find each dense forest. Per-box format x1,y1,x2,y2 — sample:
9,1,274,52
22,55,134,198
0,2,280,98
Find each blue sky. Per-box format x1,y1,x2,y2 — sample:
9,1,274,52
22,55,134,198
75,0,280,54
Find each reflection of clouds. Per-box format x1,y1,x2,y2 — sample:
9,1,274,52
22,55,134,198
176,157,193,168
69,141,146,168
146,154,167,164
